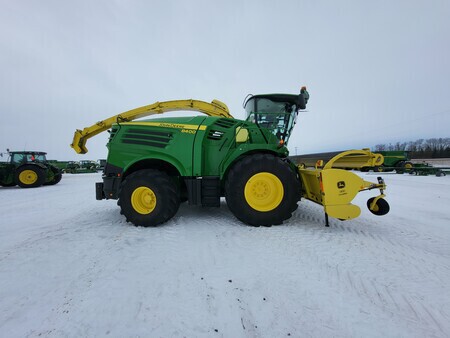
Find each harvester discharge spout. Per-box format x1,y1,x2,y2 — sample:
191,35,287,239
70,99,233,154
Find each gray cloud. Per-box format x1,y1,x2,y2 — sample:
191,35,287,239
1,0,449,160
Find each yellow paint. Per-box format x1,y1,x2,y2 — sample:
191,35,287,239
235,127,249,143
244,172,284,212
19,170,38,185
123,122,207,131
131,186,157,214
71,99,233,154
298,165,387,221
404,162,413,169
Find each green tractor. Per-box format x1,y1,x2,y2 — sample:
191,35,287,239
0,151,62,188
71,88,389,227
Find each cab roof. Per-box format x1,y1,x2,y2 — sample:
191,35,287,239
9,151,47,155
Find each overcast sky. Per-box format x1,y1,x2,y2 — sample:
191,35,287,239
1,0,449,161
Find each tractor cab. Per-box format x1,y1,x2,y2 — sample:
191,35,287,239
10,151,48,165
244,87,309,144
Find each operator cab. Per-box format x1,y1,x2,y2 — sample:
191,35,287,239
244,87,309,144
10,151,47,165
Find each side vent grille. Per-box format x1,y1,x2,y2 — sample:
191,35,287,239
213,119,235,129
207,130,224,140
121,129,172,148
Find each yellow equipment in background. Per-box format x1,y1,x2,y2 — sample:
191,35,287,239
293,148,384,170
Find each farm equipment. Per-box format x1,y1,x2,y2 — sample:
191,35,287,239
360,151,449,176
47,160,70,171
65,160,99,174
291,149,384,170
407,162,449,176
71,88,389,227
0,151,62,188
360,151,413,172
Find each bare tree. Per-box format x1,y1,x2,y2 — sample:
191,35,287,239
373,137,449,158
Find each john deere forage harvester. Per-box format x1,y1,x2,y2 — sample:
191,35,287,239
71,87,389,227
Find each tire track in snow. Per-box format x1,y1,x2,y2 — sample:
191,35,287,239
287,204,450,335
293,203,450,279
30,223,132,336
0,204,120,263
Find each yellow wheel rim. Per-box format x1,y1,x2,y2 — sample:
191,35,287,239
131,186,157,215
404,163,413,169
244,172,284,212
19,170,38,185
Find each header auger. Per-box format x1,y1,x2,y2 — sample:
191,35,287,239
71,87,390,227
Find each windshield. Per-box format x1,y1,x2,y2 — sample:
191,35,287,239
11,153,46,164
245,97,298,143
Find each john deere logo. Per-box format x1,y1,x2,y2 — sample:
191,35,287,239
337,181,345,189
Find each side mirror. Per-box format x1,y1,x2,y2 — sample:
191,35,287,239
297,86,309,110
297,95,306,110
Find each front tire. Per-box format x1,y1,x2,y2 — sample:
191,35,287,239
367,197,390,216
44,168,62,185
118,169,180,227
225,154,300,226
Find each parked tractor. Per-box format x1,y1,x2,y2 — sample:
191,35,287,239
71,88,389,227
0,151,62,188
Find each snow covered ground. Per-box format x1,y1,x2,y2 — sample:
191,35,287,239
1,171,449,337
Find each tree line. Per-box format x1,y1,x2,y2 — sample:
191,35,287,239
374,137,450,159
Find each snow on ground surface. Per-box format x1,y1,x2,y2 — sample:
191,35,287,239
1,172,450,338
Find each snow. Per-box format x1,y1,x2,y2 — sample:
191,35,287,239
1,172,450,337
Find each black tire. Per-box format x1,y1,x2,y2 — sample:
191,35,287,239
45,172,62,185
0,182,16,187
374,166,384,172
367,197,390,216
118,169,180,227
44,167,62,186
15,165,46,188
225,154,301,226
436,170,445,177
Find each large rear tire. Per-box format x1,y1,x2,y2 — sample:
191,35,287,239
118,169,180,227
15,165,46,188
225,154,300,226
